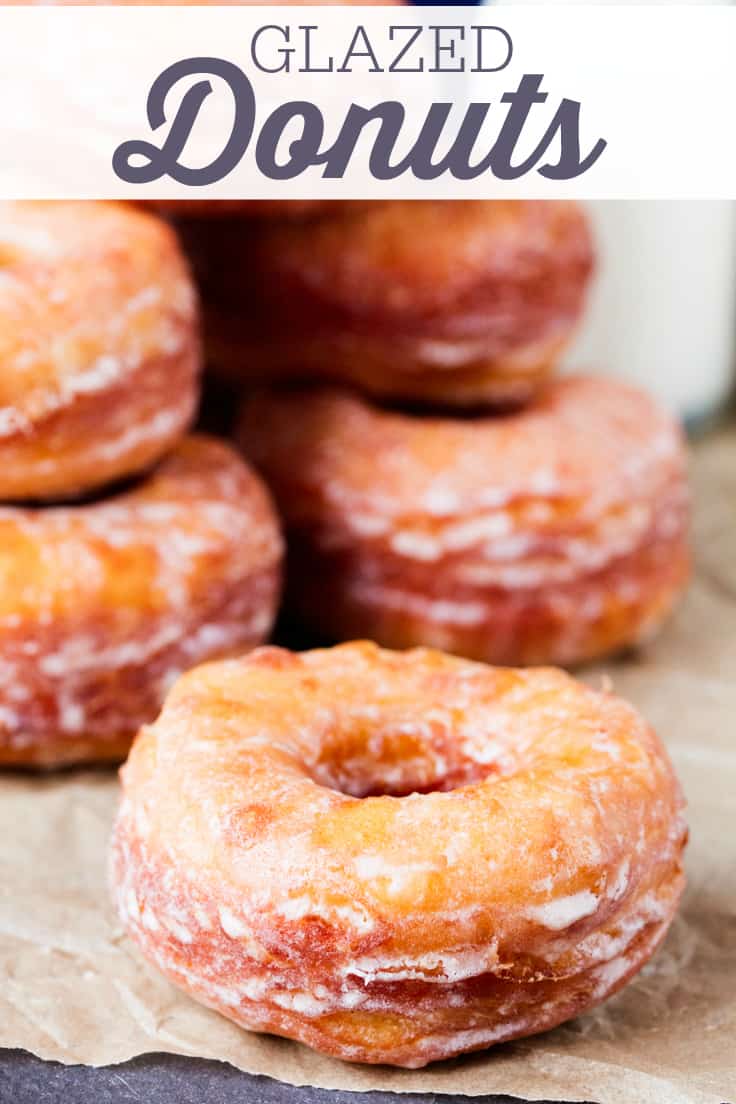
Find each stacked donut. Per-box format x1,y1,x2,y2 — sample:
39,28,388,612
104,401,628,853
0,201,282,766
172,197,690,666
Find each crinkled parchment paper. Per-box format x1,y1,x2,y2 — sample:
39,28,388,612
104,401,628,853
0,429,734,1104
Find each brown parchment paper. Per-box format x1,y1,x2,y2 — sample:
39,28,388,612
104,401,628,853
0,427,734,1104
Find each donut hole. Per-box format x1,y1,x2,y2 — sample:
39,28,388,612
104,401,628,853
306,717,503,799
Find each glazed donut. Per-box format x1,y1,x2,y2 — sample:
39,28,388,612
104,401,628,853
238,376,690,667
182,200,593,406
112,641,687,1068
0,436,282,767
0,201,199,501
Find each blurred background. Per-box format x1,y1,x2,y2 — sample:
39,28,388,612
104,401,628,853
567,202,736,427
411,0,736,425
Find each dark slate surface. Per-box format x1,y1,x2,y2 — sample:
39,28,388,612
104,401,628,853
0,1049,589,1104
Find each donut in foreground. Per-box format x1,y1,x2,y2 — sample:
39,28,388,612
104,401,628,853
0,437,282,767
181,200,593,407
111,641,687,1068
239,376,690,666
0,201,199,501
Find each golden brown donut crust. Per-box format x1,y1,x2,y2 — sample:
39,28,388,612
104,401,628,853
239,376,690,666
0,201,199,501
0,436,282,767
111,641,687,1067
183,200,593,405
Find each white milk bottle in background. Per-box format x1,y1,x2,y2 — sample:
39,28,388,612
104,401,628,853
478,0,736,425
567,202,736,427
